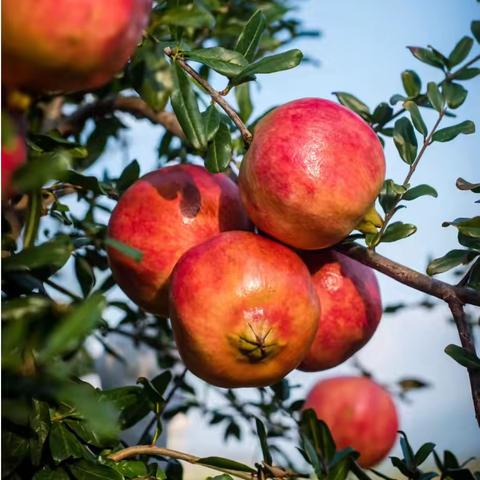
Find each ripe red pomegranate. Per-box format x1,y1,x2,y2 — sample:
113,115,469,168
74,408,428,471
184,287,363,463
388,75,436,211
169,231,320,388
107,165,251,316
304,376,399,467
2,0,152,93
298,251,382,371
239,98,385,250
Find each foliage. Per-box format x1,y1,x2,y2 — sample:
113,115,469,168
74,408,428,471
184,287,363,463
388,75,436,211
2,1,479,479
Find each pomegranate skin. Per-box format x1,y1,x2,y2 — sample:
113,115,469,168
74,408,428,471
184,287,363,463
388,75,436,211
298,251,382,371
2,0,152,93
169,231,320,388
239,98,385,250
304,376,399,467
107,165,252,316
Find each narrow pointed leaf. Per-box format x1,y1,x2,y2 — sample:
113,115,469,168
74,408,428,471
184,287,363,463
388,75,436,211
235,83,253,122
404,101,428,137
401,70,421,97
402,184,438,201
426,82,445,112
472,21,480,43
444,344,480,370
432,120,475,142
255,418,272,465
41,293,106,360
232,49,303,85
427,249,478,275
414,443,436,466
393,117,417,164
235,10,267,62
333,92,370,119
205,122,232,173
202,104,221,142
407,46,444,68
443,82,468,109
198,457,256,473
448,36,473,67
381,222,417,243
171,63,206,150
185,47,248,77
454,67,480,80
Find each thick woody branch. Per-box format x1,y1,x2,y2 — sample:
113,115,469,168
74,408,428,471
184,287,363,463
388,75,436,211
163,47,253,145
57,96,185,139
336,243,480,307
448,300,480,427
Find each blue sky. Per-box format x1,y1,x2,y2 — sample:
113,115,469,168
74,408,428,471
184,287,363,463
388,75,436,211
79,0,480,470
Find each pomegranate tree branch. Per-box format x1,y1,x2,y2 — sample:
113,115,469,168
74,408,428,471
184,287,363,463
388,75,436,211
57,96,185,139
336,243,480,307
163,46,253,145
448,299,480,427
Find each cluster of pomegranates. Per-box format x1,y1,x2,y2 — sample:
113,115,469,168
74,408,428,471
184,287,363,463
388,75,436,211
107,98,397,466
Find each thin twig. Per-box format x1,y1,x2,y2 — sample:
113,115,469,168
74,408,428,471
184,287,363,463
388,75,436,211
108,445,254,480
57,96,185,139
376,110,445,241
448,300,480,427
164,47,253,145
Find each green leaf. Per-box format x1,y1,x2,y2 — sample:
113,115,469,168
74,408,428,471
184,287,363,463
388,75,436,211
41,293,106,360
198,457,256,473
14,150,72,191
33,466,70,480
404,101,428,137
402,184,438,201
64,419,111,449
160,4,214,29
170,63,207,150
105,237,143,263
231,49,303,85
185,47,248,77
63,170,107,196
333,92,370,119
401,70,422,97
393,117,418,164
69,460,123,480
29,399,51,466
302,436,323,478
235,10,267,62
426,82,445,112
472,21,480,43
74,256,95,297
2,430,29,477
235,83,253,123
432,120,475,142
117,160,140,194
399,432,415,468
372,103,393,127
107,460,148,478
300,409,336,463
448,36,474,67
205,122,232,173
427,249,478,275
443,82,468,109
202,104,221,142
381,222,417,243
444,344,480,370
379,180,407,212
415,443,436,466
456,178,480,193
407,46,445,68
390,94,406,105
100,386,150,430
2,236,73,278
255,418,272,465
2,295,52,323
454,67,480,80
442,217,480,238
49,423,91,464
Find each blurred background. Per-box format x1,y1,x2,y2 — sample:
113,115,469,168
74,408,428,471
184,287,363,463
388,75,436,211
52,0,480,475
